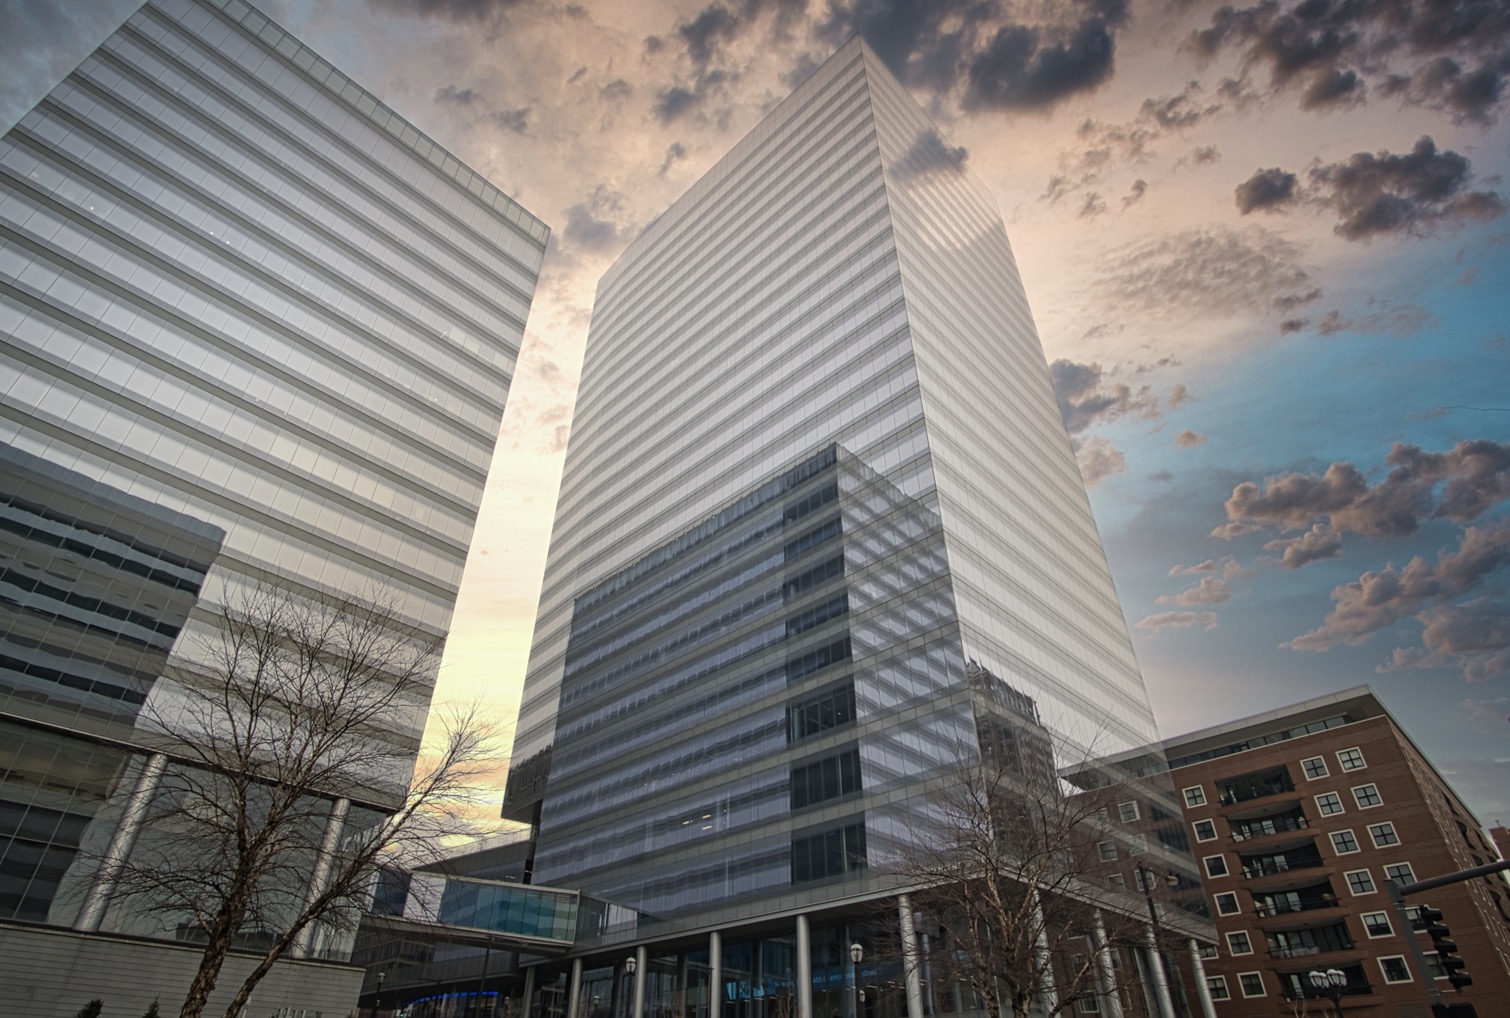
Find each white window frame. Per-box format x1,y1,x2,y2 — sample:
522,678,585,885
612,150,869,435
1352,783,1383,809
1192,819,1218,842
1213,891,1240,916
1330,829,1360,854
1345,868,1377,895
1118,800,1140,823
1204,854,1230,878
1183,785,1207,808
1108,873,1126,891
1098,841,1118,861
1315,791,1344,815
1384,861,1416,885
1077,995,1100,1014
1360,911,1393,938
1337,747,1366,771
1206,976,1230,1001
1225,930,1254,956
1238,971,1266,998
1301,755,1329,780
1368,821,1400,848
1378,955,1413,984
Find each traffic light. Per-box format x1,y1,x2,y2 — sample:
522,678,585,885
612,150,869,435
1417,905,1473,992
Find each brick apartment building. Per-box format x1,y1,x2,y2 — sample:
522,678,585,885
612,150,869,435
1162,687,1510,1016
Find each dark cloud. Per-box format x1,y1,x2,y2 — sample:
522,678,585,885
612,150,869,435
1176,429,1206,447
659,142,689,176
1049,359,1161,434
371,0,522,20
679,4,740,67
1121,178,1147,209
434,84,481,106
1175,145,1222,171
562,186,630,253
1235,167,1299,214
1140,82,1221,129
1279,317,1308,333
890,129,969,179
488,107,531,134
1077,191,1108,218
600,79,632,101
1185,0,1510,120
1387,598,1510,680
1215,440,1510,539
1098,227,1320,323
1287,524,1510,654
964,17,1117,111
1308,137,1506,240
1263,522,1343,568
653,85,703,122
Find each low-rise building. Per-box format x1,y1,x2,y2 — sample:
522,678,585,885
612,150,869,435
1163,686,1510,1015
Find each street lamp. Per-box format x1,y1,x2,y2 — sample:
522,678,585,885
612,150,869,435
1307,968,1347,1018
626,956,639,1018
1135,864,1180,1016
849,943,864,1018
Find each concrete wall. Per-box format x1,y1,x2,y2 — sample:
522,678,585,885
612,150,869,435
0,923,364,1018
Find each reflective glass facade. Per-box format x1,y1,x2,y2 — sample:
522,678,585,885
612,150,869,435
508,39,1173,917
0,0,545,955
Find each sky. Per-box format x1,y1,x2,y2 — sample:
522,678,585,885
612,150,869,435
2,0,1508,823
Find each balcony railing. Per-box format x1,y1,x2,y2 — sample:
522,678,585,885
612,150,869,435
1219,773,1295,804
1242,856,1325,879
1269,940,1354,959
1282,981,1372,1002
1231,815,1310,841
1252,895,1338,917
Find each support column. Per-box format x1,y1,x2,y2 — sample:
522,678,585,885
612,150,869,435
796,914,813,1018
75,751,167,932
710,931,723,1018
290,796,351,958
567,958,584,1018
1088,912,1124,1018
898,895,923,1018
1030,892,1056,1016
633,946,648,1018
1186,941,1216,1018
522,965,537,1018
1143,927,1175,1018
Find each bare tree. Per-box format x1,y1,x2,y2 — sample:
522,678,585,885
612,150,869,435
888,717,1175,1018
109,583,501,1018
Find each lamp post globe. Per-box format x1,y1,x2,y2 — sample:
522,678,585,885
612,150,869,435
849,944,864,1018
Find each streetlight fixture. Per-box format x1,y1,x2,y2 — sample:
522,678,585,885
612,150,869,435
371,969,386,1018
625,955,639,1018
849,943,864,1018
1135,864,1180,1017
1307,968,1347,1018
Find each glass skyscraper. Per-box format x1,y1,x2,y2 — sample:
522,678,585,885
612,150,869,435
504,36,1201,1018
0,0,546,1013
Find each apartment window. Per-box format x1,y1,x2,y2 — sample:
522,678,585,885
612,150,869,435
1368,821,1400,848
790,748,862,810
1205,855,1229,878
1108,873,1126,891
1226,931,1253,955
790,822,866,882
1379,956,1412,984
787,682,856,741
1183,785,1206,807
1302,756,1329,779
1238,972,1265,998
1099,842,1118,862
1353,784,1383,808
1193,819,1217,842
1206,977,1230,1001
1315,792,1344,815
1330,830,1360,854
1361,911,1393,937
1118,801,1140,823
1337,747,1366,771
1346,869,1376,895
1384,862,1416,885
1199,944,1219,961
1214,892,1240,915
1077,996,1100,1014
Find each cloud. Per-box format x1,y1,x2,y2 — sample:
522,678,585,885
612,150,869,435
1078,192,1107,218
1077,435,1127,487
1234,167,1298,214
1177,145,1222,169
435,84,481,106
562,185,632,254
1309,137,1506,240
488,106,531,134
890,129,969,180
1285,523,1510,651
1098,226,1320,323
1216,440,1510,539
659,142,688,176
1384,598,1510,681
1158,574,1233,606
1169,556,1249,578
1263,522,1343,569
1137,610,1219,631
1121,178,1147,209
1176,429,1206,447
964,17,1118,112
1315,301,1432,337
372,0,522,20
1184,0,1510,122
1049,359,1162,434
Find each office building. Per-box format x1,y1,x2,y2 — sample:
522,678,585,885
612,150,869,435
0,0,546,1013
1165,687,1510,1014
501,37,1207,1018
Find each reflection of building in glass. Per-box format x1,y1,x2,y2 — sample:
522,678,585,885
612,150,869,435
0,0,545,1012
499,36,1208,1018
